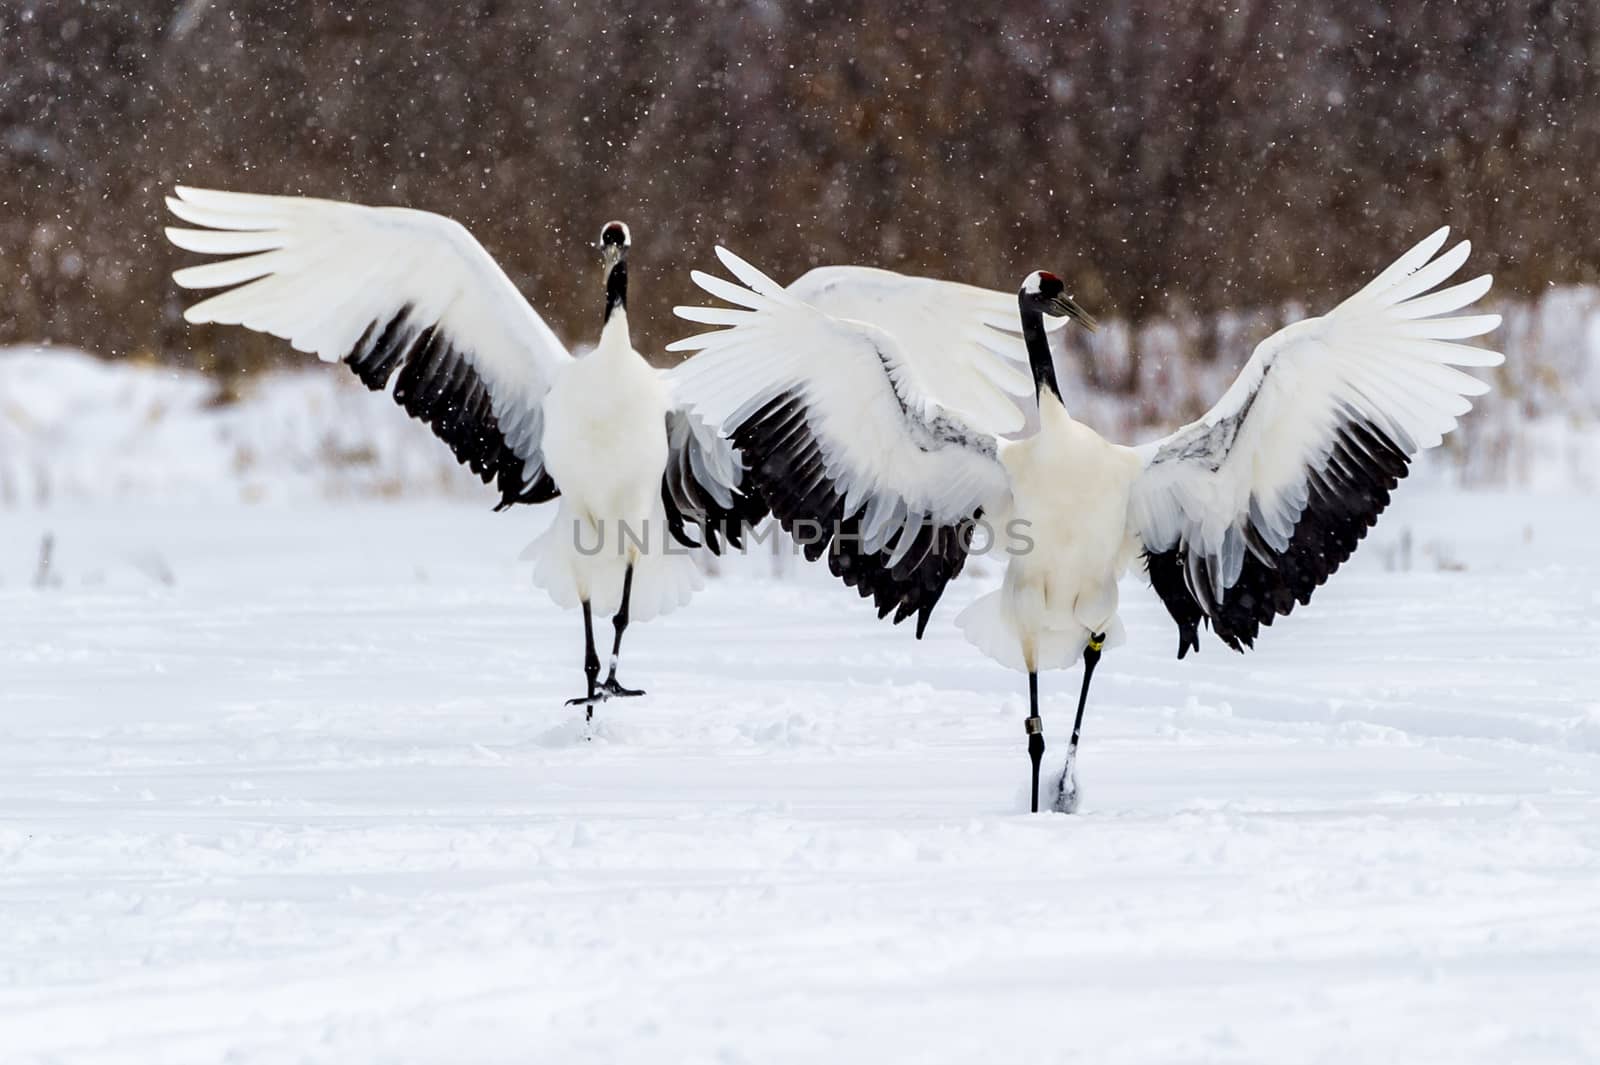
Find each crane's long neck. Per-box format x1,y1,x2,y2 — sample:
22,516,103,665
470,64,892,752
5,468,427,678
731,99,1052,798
1020,303,1062,406
603,259,628,326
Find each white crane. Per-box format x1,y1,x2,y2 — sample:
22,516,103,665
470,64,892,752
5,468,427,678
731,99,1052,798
669,229,1502,811
164,188,764,714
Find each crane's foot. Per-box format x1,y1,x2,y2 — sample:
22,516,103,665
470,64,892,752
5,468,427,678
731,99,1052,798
1051,756,1081,814
564,681,645,709
601,677,645,699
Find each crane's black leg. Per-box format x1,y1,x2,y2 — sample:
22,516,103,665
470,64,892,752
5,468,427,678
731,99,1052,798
1053,633,1105,813
564,600,603,720
1025,670,1045,813
601,563,645,699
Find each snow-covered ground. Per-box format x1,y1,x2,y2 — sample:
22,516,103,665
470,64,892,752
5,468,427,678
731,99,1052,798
0,347,480,506
2,487,1597,1064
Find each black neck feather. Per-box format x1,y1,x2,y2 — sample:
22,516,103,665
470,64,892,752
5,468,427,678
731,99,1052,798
1020,302,1061,403
604,260,628,323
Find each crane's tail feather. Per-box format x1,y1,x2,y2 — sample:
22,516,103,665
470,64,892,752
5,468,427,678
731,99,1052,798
956,591,1126,674
528,501,704,621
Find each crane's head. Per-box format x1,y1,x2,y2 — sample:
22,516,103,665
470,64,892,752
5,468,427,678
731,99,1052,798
1019,271,1097,331
599,221,631,323
599,221,630,272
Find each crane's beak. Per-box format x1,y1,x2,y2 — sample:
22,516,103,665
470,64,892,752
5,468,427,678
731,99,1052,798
1047,292,1098,332
601,242,625,273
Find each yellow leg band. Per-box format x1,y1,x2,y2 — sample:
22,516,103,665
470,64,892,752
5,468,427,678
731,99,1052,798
1087,636,1105,652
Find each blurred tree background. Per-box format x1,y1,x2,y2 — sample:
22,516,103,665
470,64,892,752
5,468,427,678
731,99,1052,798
1,0,1596,389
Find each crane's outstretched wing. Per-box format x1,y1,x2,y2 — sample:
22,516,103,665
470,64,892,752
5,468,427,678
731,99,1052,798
668,248,1011,636
787,265,1065,435
1128,227,1503,657
166,187,570,509
659,401,769,554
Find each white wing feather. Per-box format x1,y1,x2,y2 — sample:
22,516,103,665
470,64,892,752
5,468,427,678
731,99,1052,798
784,266,1055,435
668,248,1010,555
1129,227,1502,605
166,187,571,504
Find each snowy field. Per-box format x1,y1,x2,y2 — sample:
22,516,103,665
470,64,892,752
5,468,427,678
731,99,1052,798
1,488,1598,1064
